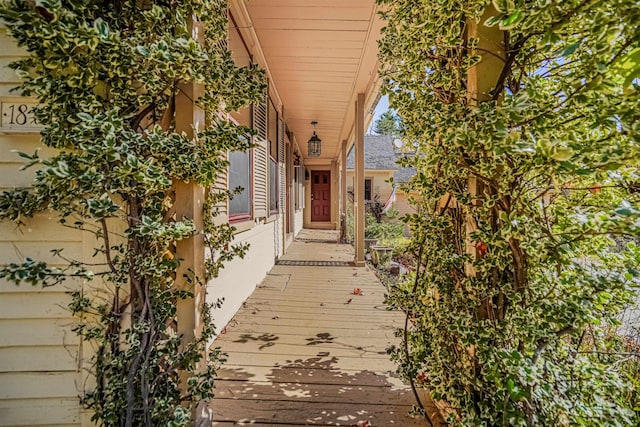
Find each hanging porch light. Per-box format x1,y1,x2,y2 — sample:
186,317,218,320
307,121,321,157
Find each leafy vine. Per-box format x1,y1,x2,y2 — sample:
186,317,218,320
379,0,640,425
0,1,264,426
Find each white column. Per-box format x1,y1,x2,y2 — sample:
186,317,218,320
354,93,365,265
174,17,208,424
340,140,348,241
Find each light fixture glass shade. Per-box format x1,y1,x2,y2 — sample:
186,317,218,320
308,131,321,157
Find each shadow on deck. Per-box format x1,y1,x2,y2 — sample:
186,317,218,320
210,229,442,426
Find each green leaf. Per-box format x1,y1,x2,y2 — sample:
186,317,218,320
136,45,150,57
492,0,514,13
500,10,524,30
616,48,640,71
485,14,503,28
561,42,580,57
77,112,93,122
623,65,640,88
511,142,536,153
93,18,109,39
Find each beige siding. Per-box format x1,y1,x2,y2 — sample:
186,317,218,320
0,32,24,99
294,210,304,235
0,28,84,427
346,170,418,236
395,191,418,236
209,221,276,332
395,191,419,218
346,169,395,202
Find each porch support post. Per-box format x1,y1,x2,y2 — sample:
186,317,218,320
465,6,504,274
354,93,366,265
174,17,209,423
340,140,348,241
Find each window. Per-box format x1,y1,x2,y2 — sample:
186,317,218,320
229,148,251,221
228,17,252,223
364,179,372,201
294,165,300,210
269,156,278,213
294,165,305,211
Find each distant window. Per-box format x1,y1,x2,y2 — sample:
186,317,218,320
269,156,278,213
229,148,251,221
364,179,372,201
294,166,305,211
294,165,300,211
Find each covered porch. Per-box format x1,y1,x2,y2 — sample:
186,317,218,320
210,230,442,426
232,0,378,265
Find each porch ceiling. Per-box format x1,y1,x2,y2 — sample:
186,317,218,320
242,0,383,163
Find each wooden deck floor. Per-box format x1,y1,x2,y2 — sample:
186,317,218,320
210,230,440,426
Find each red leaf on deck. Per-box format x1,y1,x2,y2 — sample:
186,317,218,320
353,288,363,295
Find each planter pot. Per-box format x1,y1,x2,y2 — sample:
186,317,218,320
370,245,393,268
364,238,378,251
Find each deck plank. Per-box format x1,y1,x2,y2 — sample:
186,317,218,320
213,399,424,426
210,233,443,426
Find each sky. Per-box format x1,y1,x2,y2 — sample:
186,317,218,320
367,94,390,134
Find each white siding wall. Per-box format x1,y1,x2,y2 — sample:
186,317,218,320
294,211,304,236
274,215,284,258
208,221,276,332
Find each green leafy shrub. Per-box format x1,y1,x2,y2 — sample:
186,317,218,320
368,221,404,244
378,0,640,425
0,1,264,426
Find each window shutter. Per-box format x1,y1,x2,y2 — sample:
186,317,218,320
278,119,286,213
210,151,228,225
254,95,267,141
252,96,268,218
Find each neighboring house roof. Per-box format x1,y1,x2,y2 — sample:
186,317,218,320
346,134,416,183
393,163,416,184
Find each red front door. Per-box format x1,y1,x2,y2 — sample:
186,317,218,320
311,170,331,222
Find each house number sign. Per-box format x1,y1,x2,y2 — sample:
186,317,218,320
0,99,41,132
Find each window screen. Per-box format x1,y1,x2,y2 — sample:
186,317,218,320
364,179,372,201
229,149,251,220
269,157,278,213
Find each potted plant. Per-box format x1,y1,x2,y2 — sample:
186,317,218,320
364,227,379,250
370,245,393,268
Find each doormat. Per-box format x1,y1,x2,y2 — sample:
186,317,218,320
295,238,339,244
275,260,354,267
